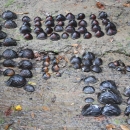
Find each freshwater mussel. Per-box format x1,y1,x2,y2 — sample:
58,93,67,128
37,32,47,40
68,20,77,27
77,13,85,20
83,86,95,94
50,33,60,41
91,20,99,26
2,10,17,20
45,27,53,34
82,66,90,72
124,105,130,116
65,25,75,33
82,52,95,60
91,65,102,73
91,25,101,32
4,20,17,29
23,22,31,27
0,31,7,39
45,20,55,27
54,25,64,32
20,69,33,78
66,13,75,20
56,14,66,21
95,30,104,38
82,59,92,66
83,32,92,39
3,37,17,46
84,76,97,84
19,49,34,59
98,11,108,19
77,26,87,34
78,20,87,27
3,59,16,67
34,16,42,22
70,56,82,65
85,97,94,103
24,85,35,92
3,68,15,76
90,14,96,20
52,64,60,72
57,21,64,26
18,60,33,70
24,33,33,40
46,15,54,21
20,25,31,34
124,87,130,97
61,32,69,39
34,27,44,34
34,21,42,27
42,72,51,80
71,31,80,39
22,16,31,22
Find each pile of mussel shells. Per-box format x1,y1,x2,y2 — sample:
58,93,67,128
70,52,103,73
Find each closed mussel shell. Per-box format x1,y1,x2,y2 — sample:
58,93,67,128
46,16,54,21
105,22,116,31
22,16,31,22
52,64,60,72
85,97,94,103
3,37,17,46
124,105,130,116
20,25,31,34
56,14,66,21
18,60,33,70
3,69,15,76
0,31,7,40
50,33,60,41
45,27,53,34
83,86,95,94
45,20,55,27
34,16,41,22
82,65,90,72
77,13,85,20
54,25,63,32
4,20,17,29
91,20,99,26
19,49,34,59
66,13,75,20
71,31,80,39
34,27,44,34
23,22,31,27
2,10,17,20
65,25,75,33
3,59,16,67
93,58,103,66
73,63,81,69
98,11,107,19
70,56,82,64
82,52,95,60
82,59,92,66
107,28,117,36
91,65,102,73
84,76,97,84
92,25,101,32
68,20,77,27
20,69,33,78
61,32,69,39
24,85,35,92
37,32,47,40
95,30,104,38
24,33,33,40
124,87,130,97
108,62,116,69
83,32,92,39
77,27,87,34
78,20,87,27
42,72,51,80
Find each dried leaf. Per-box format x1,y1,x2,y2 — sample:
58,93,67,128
71,43,79,47
28,81,36,85
5,123,13,130
84,6,87,9
106,124,116,130
96,2,105,9
42,106,50,111
120,125,130,130
31,112,35,118
123,3,130,7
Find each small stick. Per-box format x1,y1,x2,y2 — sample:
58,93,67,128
15,12,29,15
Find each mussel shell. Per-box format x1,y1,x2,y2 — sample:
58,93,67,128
61,32,69,39
102,104,121,116
34,16,42,22
20,25,31,34
50,33,60,41
81,104,102,116
65,25,75,33
127,98,130,105
43,61,50,67
19,49,34,59
52,58,59,64
52,64,60,72
57,21,64,26
124,87,130,97
70,56,82,64
95,30,104,38
105,22,116,31
56,14,66,21
0,31,7,39
68,20,77,27
3,69,15,76
45,27,53,34
126,66,130,72
23,22,31,27
6,74,26,88
3,59,16,67
45,20,55,27
77,27,87,34
85,97,94,103
42,55,50,62
84,76,97,84
54,25,63,32
3,37,17,46
73,63,81,69
66,13,75,20
2,10,17,20
98,89,122,104
102,19,110,25
108,62,116,69
107,28,117,36
82,59,92,66
20,69,33,78
125,105,130,116
77,13,85,20
98,11,108,19
2,49,18,59
82,65,90,72
24,85,35,92
83,86,95,94
34,21,42,27
92,25,101,32
90,14,96,20
78,20,87,27
46,16,54,21
71,31,80,39
18,60,33,70
42,72,51,80
22,16,31,22
83,32,92,39
42,67,49,72
24,33,33,40
93,58,103,66
91,20,99,26
37,32,47,40
4,20,17,29
34,27,44,34
91,65,102,73
82,52,95,60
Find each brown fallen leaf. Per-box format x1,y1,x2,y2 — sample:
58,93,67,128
31,112,35,118
96,2,105,9
42,106,50,111
84,6,87,9
71,43,79,47
5,122,14,130
123,3,130,7
120,125,130,130
106,124,116,130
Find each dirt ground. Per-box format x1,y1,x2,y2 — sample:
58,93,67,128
0,0,130,130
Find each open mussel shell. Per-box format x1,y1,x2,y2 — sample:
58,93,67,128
66,13,75,20
4,20,17,29
77,27,87,34
56,14,66,21
77,13,85,20
20,25,31,34
93,58,103,66
65,25,75,33
83,86,95,94
2,10,17,20
91,65,102,73
81,104,102,117
95,30,104,38
71,31,80,39
107,28,117,36
50,33,60,41
34,16,42,22
45,20,55,27
24,33,33,40
102,104,121,116
85,97,94,103
70,56,82,64
124,105,130,116
54,25,64,32
84,76,97,84
82,66,90,72
6,74,26,88
0,31,7,40
20,69,33,78
37,32,47,40
3,68,15,76
78,20,87,27
2,49,18,59
18,60,33,70
22,16,31,22
24,85,35,92
124,87,130,97
3,59,16,67
45,27,53,34
98,11,108,19
82,52,95,60
19,49,34,59
61,32,69,39
83,32,92,39
3,37,17,46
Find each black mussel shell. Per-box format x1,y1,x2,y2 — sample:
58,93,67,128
43,61,50,67
84,76,97,84
70,56,82,64
46,16,54,21
2,49,18,59
42,72,51,80
3,69,15,76
82,104,102,117
19,49,34,59
100,80,117,91
54,25,64,32
83,32,92,39
125,105,130,116
34,16,42,22
23,22,31,27
18,60,33,70
95,30,104,38
34,21,42,27
22,16,31,22
34,27,44,34
77,27,87,34
52,64,60,72
2,10,17,20
124,87,130,97
4,20,17,29
90,14,96,20
98,11,107,19
45,27,53,34
102,19,110,25
127,98,130,105
91,20,99,26
82,52,95,60
42,55,50,62
82,59,92,66
92,25,101,32
73,63,81,69
24,33,33,40
71,31,80,39
3,37,17,46
68,20,77,27
108,62,116,69
61,32,69,39
6,74,26,88
20,69,33,78
24,85,35,92
83,86,95,94
102,104,121,116
105,22,116,31
45,20,55,27
126,66,130,72
20,25,31,34
0,25,2,30
93,58,103,66
57,21,64,26
91,65,102,73
3,59,16,67
65,25,75,33
66,13,75,20
98,89,122,104
50,33,60,41
77,13,85,20
82,65,90,72
78,20,87,27
37,32,47,40
85,97,94,103
56,14,66,21
107,28,117,36
0,31,7,39
42,67,49,72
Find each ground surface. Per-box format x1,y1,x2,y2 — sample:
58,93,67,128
0,0,130,130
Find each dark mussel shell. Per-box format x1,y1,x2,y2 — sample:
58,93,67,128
81,104,102,117
65,25,75,33
37,32,47,40
71,31,80,39
45,27,53,34
78,20,87,27
91,20,99,26
52,58,59,64
105,22,116,31
100,80,117,91
24,33,33,40
20,69,33,78
23,22,31,27
57,21,64,26
56,14,66,21
3,68,15,76
61,32,69,39
2,10,17,20
107,28,117,36
102,104,121,116
19,49,34,59
90,14,96,20
34,21,42,27
45,20,55,27
52,64,60,72
42,55,50,62
126,66,130,72
83,86,95,94
77,13,85,20
54,25,64,32
50,33,60,41
6,74,26,88
42,67,49,72
124,105,130,116
42,72,51,80
77,27,87,34
98,11,107,19
43,61,50,67
4,20,17,29
73,63,81,69
3,59,16,67
24,85,35,92
102,19,110,25
0,31,7,39
98,89,122,104
85,97,94,103
82,65,90,72
91,65,102,73
3,37,17,46
93,58,103,66
118,60,125,67
127,98,130,105
34,16,42,22
46,15,54,21
82,52,95,60
18,60,33,70
22,16,31,22
68,20,77,27
92,25,101,32
2,49,18,59
82,59,92,66
34,27,44,34
20,25,31,34
70,56,82,64
0,25,2,30
124,87,130,97
83,32,92,39
108,62,116,69
95,30,104,38
84,76,97,84
66,13,75,20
